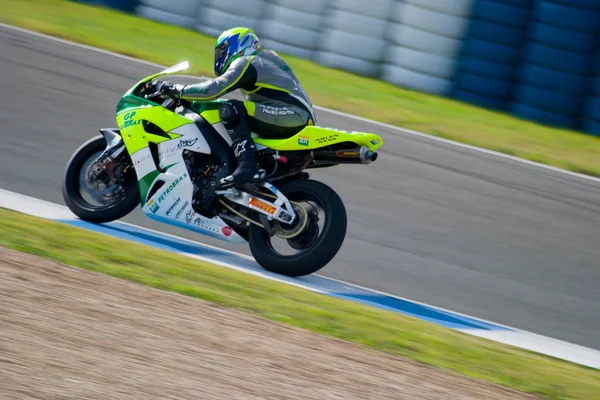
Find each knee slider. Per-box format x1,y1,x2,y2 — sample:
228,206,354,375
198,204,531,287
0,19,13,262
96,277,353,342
219,100,247,128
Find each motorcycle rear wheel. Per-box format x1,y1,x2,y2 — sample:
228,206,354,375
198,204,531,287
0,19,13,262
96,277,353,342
248,179,347,277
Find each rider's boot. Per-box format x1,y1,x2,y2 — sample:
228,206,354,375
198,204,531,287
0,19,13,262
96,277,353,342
219,136,266,187
218,101,265,188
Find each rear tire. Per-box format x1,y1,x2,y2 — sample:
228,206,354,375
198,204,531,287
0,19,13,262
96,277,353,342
62,135,140,223
248,179,347,277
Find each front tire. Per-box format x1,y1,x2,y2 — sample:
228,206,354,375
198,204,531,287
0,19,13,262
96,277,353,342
248,179,347,277
62,135,139,223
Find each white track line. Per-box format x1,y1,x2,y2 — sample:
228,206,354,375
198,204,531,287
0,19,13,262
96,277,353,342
2,22,599,184
2,188,600,369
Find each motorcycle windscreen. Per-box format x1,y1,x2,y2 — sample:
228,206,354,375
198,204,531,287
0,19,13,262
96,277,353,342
158,61,190,76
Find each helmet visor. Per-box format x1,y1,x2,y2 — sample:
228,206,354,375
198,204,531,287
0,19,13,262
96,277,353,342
214,41,229,76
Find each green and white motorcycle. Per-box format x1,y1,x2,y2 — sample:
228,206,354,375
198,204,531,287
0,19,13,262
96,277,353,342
62,61,383,277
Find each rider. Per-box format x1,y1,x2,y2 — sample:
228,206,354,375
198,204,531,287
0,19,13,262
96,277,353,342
156,27,316,188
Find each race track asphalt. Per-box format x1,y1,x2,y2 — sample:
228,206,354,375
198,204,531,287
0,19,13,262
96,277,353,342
2,25,600,349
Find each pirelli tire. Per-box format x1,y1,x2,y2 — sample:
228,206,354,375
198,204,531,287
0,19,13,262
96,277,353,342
248,179,347,277
62,135,140,223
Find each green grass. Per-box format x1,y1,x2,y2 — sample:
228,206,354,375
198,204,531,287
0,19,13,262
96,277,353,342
1,208,600,399
2,0,600,177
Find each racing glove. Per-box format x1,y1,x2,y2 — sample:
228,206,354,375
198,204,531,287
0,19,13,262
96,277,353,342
155,80,185,99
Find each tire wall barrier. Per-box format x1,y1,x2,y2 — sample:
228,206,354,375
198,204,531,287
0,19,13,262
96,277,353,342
509,1,600,129
451,0,534,110
583,26,600,136
75,0,600,135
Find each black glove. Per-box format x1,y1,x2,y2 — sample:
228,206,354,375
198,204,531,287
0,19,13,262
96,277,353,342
155,80,184,99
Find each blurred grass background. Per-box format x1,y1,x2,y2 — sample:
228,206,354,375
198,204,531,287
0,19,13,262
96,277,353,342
2,207,600,400
1,0,600,177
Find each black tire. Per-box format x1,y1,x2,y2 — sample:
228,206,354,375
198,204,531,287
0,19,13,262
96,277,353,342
248,179,347,277
61,135,140,223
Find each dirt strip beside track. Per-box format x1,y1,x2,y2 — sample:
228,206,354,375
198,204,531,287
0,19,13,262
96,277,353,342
0,247,535,399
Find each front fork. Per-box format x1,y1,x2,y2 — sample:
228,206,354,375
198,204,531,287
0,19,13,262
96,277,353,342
95,128,131,184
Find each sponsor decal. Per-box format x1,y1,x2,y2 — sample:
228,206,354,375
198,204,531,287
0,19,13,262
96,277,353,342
336,150,360,157
370,139,380,145
135,154,153,166
222,226,232,237
164,197,181,216
315,134,339,145
122,111,141,128
178,138,198,148
261,106,294,116
185,208,195,224
158,145,178,159
239,34,251,48
249,197,276,215
174,201,189,219
215,76,228,86
186,86,210,95
297,135,309,146
147,199,159,214
157,173,188,204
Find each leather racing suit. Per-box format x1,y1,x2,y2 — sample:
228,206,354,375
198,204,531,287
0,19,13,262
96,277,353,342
174,49,316,187
181,49,316,137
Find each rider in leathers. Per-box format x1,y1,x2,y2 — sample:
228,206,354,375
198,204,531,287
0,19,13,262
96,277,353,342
157,27,316,188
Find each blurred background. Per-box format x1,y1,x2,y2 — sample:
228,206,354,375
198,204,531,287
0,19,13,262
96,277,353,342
72,0,600,136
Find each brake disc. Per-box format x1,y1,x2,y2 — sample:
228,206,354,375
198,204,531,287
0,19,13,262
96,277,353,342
273,202,308,239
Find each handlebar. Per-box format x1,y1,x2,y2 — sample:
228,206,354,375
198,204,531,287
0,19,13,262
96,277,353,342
144,87,176,109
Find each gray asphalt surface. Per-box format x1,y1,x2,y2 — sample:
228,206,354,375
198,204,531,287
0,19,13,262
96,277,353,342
2,26,600,349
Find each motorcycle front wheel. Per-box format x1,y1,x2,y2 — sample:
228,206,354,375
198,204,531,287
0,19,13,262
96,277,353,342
62,135,139,223
248,178,347,277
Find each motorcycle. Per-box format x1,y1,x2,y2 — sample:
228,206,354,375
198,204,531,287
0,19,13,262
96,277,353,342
62,61,383,277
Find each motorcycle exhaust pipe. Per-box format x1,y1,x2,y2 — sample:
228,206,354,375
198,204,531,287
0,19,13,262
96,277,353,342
311,146,378,165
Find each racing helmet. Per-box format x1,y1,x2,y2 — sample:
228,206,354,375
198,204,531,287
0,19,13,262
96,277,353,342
214,27,261,77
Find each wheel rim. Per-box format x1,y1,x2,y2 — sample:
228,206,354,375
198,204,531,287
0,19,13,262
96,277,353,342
260,190,328,257
72,150,134,210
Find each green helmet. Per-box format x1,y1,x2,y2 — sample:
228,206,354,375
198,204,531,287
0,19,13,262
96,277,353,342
214,27,261,76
